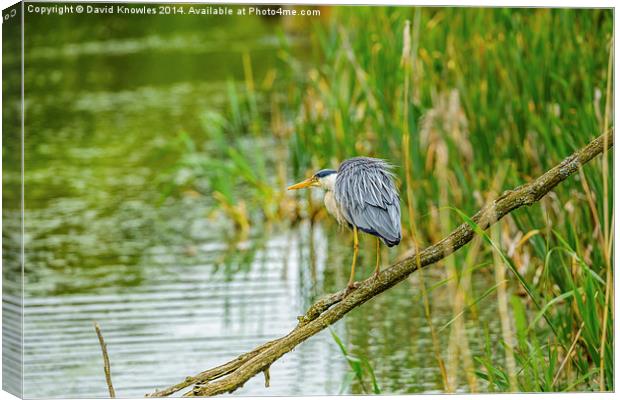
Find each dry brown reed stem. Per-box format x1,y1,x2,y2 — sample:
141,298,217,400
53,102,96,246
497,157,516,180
493,224,518,391
94,321,116,398
553,322,585,387
401,14,449,392
146,132,612,397
598,39,613,392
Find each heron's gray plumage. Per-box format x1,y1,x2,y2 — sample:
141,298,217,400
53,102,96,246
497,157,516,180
334,157,402,247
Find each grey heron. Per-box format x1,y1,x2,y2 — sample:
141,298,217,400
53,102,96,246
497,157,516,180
288,157,402,292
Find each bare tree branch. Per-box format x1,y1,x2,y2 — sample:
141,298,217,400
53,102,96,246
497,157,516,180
94,321,116,398
146,132,613,397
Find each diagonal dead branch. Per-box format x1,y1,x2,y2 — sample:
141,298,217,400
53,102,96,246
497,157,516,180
146,339,280,397
146,132,613,397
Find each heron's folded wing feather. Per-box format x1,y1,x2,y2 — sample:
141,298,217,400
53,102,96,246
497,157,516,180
335,158,402,244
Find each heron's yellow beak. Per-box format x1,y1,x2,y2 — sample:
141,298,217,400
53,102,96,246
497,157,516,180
287,177,318,190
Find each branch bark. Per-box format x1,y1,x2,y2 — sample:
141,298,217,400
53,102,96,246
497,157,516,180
146,132,613,397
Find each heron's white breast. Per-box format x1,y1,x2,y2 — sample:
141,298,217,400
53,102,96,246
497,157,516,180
324,191,346,226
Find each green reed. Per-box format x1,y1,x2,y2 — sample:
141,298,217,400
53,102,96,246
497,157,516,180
330,328,381,394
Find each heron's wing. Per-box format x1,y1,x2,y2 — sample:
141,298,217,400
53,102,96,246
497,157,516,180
335,158,402,246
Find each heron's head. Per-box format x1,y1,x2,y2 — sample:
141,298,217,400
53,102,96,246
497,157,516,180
287,169,337,191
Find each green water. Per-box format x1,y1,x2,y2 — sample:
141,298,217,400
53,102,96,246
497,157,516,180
5,6,503,397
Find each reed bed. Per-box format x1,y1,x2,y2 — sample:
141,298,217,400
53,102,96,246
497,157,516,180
166,7,613,393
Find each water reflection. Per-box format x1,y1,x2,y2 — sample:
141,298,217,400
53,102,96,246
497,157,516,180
23,226,348,397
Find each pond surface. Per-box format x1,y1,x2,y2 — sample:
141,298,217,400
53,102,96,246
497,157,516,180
7,8,503,397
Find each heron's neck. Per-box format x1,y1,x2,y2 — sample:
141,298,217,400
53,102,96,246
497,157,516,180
319,173,337,191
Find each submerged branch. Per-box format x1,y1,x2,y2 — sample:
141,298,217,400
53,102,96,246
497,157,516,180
146,132,613,397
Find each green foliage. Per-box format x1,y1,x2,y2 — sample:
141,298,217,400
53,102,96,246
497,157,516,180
330,328,381,394
474,230,613,392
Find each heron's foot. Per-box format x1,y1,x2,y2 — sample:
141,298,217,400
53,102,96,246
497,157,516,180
372,270,381,279
345,281,360,296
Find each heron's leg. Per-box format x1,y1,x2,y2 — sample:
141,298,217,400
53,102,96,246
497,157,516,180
347,226,359,291
374,238,381,277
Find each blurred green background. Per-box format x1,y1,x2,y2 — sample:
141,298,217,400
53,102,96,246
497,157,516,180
2,4,613,397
